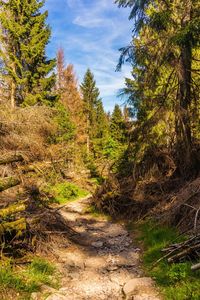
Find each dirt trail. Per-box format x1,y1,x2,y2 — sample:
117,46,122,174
37,197,161,300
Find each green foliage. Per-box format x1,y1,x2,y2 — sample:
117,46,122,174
80,69,109,158
135,221,200,300
29,258,55,276
23,258,57,292
0,265,30,293
47,182,89,204
84,155,104,184
53,102,75,143
0,257,56,296
0,0,57,106
167,263,190,283
80,69,101,138
102,137,120,160
116,0,200,174
80,69,100,111
110,104,127,143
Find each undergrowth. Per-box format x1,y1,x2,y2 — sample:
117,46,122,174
0,257,58,299
134,221,200,300
47,182,89,204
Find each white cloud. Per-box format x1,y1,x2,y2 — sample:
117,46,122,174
46,0,132,110
73,16,105,28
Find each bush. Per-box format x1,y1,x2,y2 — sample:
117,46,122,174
47,182,89,204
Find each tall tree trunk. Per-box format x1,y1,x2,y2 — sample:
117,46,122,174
11,80,15,108
86,115,90,155
178,43,192,146
176,0,192,174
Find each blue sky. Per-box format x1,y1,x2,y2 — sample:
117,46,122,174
44,0,132,112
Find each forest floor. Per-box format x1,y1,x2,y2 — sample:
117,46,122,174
32,197,162,300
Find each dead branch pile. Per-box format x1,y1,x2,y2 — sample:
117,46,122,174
94,175,157,218
0,184,80,258
27,206,80,256
154,177,200,231
0,152,87,258
0,105,56,160
159,235,200,271
0,104,91,260
95,145,200,231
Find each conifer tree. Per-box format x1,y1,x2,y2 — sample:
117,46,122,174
110,104,126,143
0,0,56,107
80,69,101,154
92,99,110,158
95,99,109,139
116,0,200,174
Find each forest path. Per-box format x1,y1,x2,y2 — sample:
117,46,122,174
42,197,161,300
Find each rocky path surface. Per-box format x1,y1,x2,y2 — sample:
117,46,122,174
33,197,161,300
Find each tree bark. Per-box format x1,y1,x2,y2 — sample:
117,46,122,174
191,263,200,271
0,202,26,218
176,0,193,173
0,218,26,235
10,79,16,108
0,154,24,165
0,176,21,192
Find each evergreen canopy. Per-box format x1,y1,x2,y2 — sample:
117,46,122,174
115,0,200,174
0,0,56,107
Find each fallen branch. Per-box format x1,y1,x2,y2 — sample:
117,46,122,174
168,243,200,263
0,154,24,165
194,207,200,235
0,218,26,235
0,176,21,192
154,235,200,266
0,202,26,219
191,262,200,271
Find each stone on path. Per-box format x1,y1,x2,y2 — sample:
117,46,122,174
134,294,160,300
30,292,40,300
91,241,104,248
46,294,67,300
123,277,157,298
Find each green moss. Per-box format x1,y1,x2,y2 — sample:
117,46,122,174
47,182,89,204
129,221,200,300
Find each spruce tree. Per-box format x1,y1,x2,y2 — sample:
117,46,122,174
95,99,108,138
116,0,200,174
80,69,101,154
0,0,56,107
110,104,126,143
92,99,110,157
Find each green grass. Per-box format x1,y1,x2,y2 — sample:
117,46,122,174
129,221,200,300
0,257,58,299
47,182,89,204
85,204,111,220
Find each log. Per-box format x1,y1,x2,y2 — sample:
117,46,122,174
0,154,24,165
0,176,21,192
0,202,26,218
0,218,26,235
191,263,200,271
